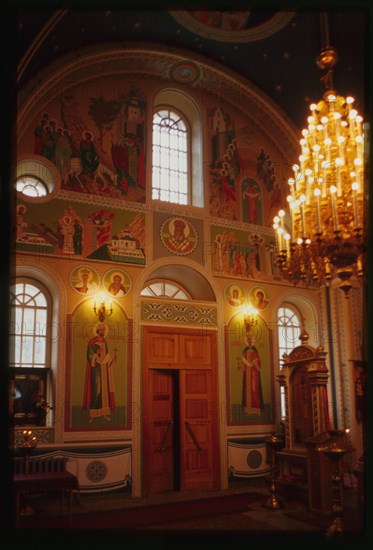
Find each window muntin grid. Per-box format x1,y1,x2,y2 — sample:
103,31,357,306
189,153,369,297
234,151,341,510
152,109,189,204
16,175,48,197
277,305,302,420
141,281,188,300
10,282,49,368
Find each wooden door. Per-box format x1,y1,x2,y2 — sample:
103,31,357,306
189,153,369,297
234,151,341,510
179,369,218,491
148,369,175,494
142,326,220,494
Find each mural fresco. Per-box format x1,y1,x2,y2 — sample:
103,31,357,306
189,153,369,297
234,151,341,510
224,283,246,308
67,305,131,430
69,265,100,296
226,313,273,425
208,107,243,221
207,113,281,226
249,286,270,311
241,177,262,225
210,225,262,278
15,200,146,265
256,147,284,220
103,269,132,299
29,87,146,202
169,10,296,43
160,217,198,255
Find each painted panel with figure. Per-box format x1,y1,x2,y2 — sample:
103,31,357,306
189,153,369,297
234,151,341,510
65,303,132,431
15,199,145,265
23,85,146,202
210,225,263,278
226,312,274,425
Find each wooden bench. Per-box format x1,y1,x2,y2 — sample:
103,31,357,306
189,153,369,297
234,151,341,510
14,471,79,527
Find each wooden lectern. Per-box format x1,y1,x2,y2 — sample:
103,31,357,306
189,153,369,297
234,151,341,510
276,330,331,509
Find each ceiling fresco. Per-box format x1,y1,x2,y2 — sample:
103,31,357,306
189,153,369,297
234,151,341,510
15,5,367,129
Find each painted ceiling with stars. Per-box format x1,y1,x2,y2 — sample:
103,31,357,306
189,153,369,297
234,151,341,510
17,5,367,130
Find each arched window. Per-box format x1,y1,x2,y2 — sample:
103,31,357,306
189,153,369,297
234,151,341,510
141,280,189,300
15,156,59,202
152,89,204,207
152,109,189,204
16,175,48,197
9,279,52,426
10,281,51,368
277,304,302,420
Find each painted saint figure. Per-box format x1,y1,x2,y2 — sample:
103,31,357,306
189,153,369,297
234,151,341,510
228,286,243,308
60,214,75,255
74,267,98,295
254,290,269,310
243,180,260,224
107,274,126,298
16,205,27,240
83,323,115,422
241,328,264,415
80,131,99,174
164,218,195,254
73,219,83,255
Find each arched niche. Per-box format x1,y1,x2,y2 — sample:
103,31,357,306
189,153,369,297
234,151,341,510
144,264,216,302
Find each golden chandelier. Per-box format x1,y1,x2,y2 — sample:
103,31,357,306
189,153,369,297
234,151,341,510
273,45,365,297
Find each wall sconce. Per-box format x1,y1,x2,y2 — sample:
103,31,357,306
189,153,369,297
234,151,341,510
93,293,113,322
242,304,258,328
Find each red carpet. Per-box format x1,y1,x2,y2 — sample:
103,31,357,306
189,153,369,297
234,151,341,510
18,491,261,530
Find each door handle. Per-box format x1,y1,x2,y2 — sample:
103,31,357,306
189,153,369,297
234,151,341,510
159,420,173,452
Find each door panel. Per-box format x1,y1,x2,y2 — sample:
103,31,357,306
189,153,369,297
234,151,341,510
180,369,217,491
179,334,211,366
147,332,178,365
148,370,174,493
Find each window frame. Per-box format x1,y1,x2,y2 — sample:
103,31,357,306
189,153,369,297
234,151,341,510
152,105,192,206
15,174,49,198
277,304,302,362
9,278,53,426
15,155,60,203
9,278,52,370
277,303,302,421
141,278,191,300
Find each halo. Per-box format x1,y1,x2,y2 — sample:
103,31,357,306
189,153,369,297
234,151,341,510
93,322,109,338
103,268,132,295
78,267,93,282
168,218,190,238
110,271,123,282
230,285,242,295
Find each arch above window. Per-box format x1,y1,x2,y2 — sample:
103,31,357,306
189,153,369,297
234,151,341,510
152,89,203,208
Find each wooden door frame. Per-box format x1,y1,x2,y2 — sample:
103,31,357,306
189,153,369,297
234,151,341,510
142,325,220,496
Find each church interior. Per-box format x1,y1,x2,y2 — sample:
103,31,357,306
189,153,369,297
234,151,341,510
2,2,370,546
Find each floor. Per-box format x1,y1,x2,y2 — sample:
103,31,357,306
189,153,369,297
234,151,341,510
14,476,365,540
